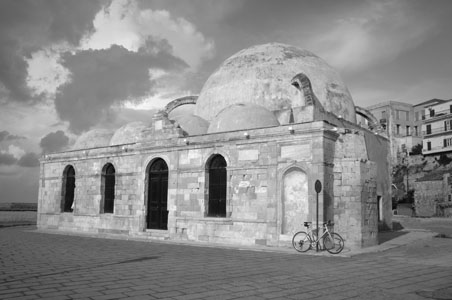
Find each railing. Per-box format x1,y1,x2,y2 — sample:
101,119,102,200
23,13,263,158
423,127,452,136
424,107,452,121
423,144,452,153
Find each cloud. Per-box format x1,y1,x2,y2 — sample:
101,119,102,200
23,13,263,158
0,152,17,166
8,145,26,160
26,46,71,97
40,130,69,154
0,147,39,167
81,0,214,69
17,152,40,167
0,0,101,103
3,0,213,134
55,40,187,133
310,0,436,72
0,130,26,142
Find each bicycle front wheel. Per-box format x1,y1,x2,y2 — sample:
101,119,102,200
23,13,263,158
323,233,344,254
292,231,311,252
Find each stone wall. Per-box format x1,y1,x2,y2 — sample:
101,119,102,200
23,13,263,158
332,130,383,249
38,120,391,250
333,159,378,249
414,180,444,217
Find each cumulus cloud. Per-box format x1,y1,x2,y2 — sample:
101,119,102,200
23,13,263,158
8,145,26,160
310,0,435,72
5,0,214,133
26,47,71,97
55,40,187,133
17,152,40,167
0,148,39,167
0,131,26,142
0,0,102,103
40,130,69,154
81,0,214,69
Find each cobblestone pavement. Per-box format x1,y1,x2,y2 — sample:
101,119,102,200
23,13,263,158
1,224,451,300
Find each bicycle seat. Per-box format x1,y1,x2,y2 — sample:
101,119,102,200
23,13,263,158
324,221,334,226
303,222,311,227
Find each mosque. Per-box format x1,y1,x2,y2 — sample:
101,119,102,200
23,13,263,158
37,43,391,250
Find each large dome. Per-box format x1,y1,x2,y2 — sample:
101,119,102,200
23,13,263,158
207,103,279,133
195,43,356,123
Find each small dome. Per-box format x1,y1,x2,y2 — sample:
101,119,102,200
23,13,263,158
207,103,279,133
174,114,209,136
73,129,113,150
168,104,196,121
110,122,148,145
195,43,356,123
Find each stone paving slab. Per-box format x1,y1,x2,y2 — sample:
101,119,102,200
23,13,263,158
1,225,452,299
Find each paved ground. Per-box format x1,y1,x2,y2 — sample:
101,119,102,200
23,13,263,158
0,211,36,228
0,216,451,300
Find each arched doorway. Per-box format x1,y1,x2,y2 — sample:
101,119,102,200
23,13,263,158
207,155,227,217
62,165,75,212
147,158,168,230
102,163,115,213
282,168,308,234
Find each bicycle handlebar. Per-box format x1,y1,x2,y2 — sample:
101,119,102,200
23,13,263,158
303,220,334,227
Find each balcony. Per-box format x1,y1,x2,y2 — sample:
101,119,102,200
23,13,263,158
424,107,452,121
423,124,452,136
423,144,452,155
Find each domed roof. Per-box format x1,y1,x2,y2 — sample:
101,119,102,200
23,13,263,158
73,129,114,150
207,103,280,133
110,121,148,145
174,114,209,136
195,43,356,123
168,104,196,121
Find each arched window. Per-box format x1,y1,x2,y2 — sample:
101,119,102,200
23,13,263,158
62,165,75,212
102,163,115,214
207,155,227,217
147,158,168,230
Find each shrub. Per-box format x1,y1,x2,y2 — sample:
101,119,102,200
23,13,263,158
410,144,422,155
436,154,452,166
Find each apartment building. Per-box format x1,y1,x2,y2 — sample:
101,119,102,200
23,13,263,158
365,101,422,162
422,99,452,155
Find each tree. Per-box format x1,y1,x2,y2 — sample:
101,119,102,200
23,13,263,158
436,154,452,166
410,144,422,155
400,189,415,204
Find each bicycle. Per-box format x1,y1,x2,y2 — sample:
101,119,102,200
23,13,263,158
292,221,344,254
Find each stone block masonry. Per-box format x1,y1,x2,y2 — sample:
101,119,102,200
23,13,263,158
39,119,391,250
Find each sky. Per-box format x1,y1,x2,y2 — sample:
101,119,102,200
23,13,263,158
1,0,452,204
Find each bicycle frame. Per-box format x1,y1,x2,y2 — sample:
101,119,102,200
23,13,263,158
292,220,345,254
305,222,332,249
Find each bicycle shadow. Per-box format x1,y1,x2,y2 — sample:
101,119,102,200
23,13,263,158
378,221,408,244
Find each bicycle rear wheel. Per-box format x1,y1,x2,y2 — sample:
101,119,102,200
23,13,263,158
292,231,311,252
323,233,344,254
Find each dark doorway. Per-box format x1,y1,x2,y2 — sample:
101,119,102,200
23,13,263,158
102,164,115,213
208,155,227,217
63,165,75,212
147,158,168,230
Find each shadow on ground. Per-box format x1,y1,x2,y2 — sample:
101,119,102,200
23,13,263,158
378,221,407,244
